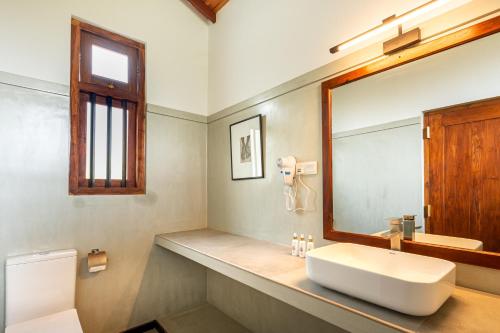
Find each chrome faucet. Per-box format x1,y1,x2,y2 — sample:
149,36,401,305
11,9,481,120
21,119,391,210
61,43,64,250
382,215,420,250
382,218,403,251
402,215,417,241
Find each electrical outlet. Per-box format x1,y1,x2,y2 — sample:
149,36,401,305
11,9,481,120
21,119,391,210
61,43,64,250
296,161,317,175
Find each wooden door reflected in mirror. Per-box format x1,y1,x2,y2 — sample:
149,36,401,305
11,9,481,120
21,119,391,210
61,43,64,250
425,99,500,253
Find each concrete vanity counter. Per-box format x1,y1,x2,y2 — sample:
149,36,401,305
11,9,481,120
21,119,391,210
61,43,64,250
155,229,499,333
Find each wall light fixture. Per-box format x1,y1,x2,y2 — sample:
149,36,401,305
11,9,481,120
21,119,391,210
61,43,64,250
330,0,457,54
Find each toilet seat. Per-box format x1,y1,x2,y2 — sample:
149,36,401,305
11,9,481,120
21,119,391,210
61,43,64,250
6,308,83,333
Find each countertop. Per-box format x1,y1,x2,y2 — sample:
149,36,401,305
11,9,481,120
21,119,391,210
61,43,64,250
155,229,499,333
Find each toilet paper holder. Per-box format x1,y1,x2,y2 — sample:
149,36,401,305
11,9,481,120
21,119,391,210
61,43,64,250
88,249,107,273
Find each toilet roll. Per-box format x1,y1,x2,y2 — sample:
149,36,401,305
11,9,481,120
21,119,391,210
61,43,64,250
88,249,107,273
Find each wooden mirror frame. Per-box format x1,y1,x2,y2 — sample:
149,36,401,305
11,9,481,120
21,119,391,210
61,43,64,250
322,16,500,269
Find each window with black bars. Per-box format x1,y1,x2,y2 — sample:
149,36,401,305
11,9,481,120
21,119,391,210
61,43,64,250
85,94,130,188
70,18,145,195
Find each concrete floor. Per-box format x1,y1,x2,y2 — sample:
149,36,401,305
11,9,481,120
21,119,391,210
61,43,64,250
157,303,251,333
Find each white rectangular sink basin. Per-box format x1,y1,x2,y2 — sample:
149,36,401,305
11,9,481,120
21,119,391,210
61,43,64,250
306,243,456,316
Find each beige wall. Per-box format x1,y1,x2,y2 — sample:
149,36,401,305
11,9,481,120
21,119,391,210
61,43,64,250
207,0,490,114
0,74,208,333
208,80,327,247
0,0,209,115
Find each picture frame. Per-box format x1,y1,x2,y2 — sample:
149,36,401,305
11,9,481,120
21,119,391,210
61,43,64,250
229,114,264,180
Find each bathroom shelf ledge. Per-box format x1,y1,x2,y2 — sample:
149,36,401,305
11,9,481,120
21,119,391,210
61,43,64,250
155,229,499,333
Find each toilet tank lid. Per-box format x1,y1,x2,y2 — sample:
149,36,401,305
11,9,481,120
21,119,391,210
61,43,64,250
6,249,77,266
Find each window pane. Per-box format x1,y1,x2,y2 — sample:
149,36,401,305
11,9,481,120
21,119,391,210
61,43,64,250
91,45,129,83
111,108,126,180
86,103,90,179
86,102,127,181
94,104,108,179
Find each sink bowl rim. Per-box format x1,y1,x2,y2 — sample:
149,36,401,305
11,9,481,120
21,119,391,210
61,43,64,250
306,242,456,285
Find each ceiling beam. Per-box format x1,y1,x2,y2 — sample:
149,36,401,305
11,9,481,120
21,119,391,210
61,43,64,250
185,0,216,23
207,0,229,12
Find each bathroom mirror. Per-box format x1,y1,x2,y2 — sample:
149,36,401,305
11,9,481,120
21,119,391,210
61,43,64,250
322,16,500,269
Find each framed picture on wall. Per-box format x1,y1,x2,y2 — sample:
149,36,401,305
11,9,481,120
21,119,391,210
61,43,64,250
229,115,264,180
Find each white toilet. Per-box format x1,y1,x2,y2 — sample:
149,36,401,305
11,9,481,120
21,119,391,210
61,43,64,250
5,249,83,333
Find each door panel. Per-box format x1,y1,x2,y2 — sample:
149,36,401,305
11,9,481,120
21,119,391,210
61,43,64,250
426,97,500,252
443,122,471,238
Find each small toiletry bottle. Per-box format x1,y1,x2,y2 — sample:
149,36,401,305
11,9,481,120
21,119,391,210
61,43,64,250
298,234,306,258
291,233,299,256
306,235,315,252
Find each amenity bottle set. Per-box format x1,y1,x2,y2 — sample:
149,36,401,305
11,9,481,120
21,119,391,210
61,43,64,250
292,233,314,257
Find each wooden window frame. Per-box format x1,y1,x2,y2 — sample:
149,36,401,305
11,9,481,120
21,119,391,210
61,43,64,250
80,31,139,95
321,16,500,269
69,18,146,195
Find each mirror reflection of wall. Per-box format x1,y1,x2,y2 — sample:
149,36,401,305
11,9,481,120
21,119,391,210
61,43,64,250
333,118,422,234
331,33,500,251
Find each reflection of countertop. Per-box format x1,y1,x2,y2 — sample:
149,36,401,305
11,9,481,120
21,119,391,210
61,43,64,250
371,231,483,250
155,229,499,333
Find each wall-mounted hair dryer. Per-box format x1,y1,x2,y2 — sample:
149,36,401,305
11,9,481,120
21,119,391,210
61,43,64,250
277,155,317,212
277,156,296,186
